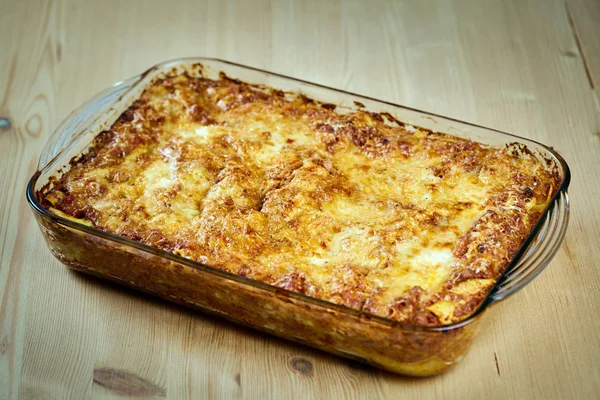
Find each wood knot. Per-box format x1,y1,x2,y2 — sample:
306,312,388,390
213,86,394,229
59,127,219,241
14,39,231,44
93,368,166,397
562,50,578,58
0,118,11,130
25,114,43,137
289,357,313,376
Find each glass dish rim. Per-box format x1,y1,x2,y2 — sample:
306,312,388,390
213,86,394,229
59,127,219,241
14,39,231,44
26,57,572,332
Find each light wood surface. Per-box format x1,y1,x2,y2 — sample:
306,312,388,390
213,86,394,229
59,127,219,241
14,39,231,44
1,0,599,399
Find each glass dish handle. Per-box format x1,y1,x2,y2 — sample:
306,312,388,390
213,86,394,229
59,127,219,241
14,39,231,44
488,191,570,303
38,77,139,170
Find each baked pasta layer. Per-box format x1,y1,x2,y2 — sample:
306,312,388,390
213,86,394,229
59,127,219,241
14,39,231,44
39,73,560,326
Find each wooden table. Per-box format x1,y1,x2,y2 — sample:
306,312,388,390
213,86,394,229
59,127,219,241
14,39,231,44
1,0,599,398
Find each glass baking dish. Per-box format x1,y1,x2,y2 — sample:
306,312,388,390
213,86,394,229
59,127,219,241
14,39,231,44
26,58,571,377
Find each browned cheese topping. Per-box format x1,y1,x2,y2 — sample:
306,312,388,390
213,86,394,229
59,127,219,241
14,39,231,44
39,74,560,326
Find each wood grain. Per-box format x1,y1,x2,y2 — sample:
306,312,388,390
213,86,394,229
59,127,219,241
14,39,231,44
566,0,600,91
1,0,599,399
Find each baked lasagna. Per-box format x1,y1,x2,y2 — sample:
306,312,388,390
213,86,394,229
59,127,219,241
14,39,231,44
38,73,560,326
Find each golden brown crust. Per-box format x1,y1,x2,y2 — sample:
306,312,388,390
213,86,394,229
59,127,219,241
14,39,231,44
38,74,560,326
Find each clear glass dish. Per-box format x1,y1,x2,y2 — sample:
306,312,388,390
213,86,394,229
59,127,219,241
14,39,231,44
26,58,571,376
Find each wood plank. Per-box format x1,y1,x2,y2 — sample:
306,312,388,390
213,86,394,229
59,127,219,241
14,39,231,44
0,0,64,398
0,0,599,398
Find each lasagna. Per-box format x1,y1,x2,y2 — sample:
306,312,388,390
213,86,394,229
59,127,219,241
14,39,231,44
38,73,559,326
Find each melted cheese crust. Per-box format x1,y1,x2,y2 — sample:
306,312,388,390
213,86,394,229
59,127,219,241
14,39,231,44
40,74,559,326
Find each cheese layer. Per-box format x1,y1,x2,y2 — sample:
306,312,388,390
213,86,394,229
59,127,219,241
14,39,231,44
39,74,559,325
